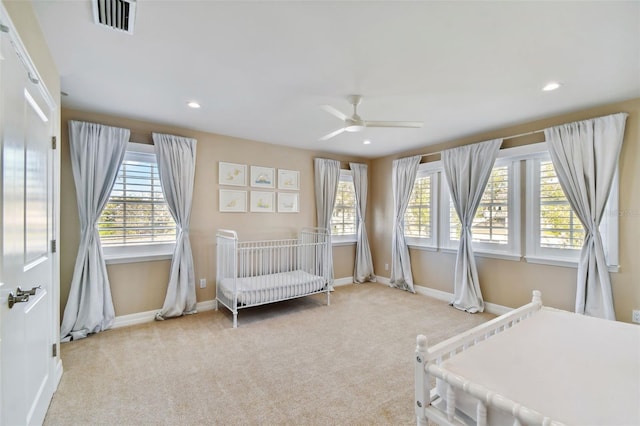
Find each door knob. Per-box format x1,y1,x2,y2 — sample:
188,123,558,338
16,285,41,297
8,292,29,309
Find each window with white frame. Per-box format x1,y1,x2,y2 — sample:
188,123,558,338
526,151,618,269
330,170,357,243
404,166,437,247
397,143,618,269
98,143,176,261
442,158,520,257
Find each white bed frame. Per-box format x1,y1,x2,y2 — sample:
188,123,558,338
415,291,566,426
216,228,331,328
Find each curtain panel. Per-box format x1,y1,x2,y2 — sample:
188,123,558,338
153,133,198,320
61,120,130,340
390,155,421,292
544,113,627,320
442,139,502,313
350,163,376,283
314,158,341,285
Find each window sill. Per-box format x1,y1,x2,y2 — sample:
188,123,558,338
440,247,522,262
103,242,176,265
408,244,438,252
525,256,619,273
332,240,356,247
105,252,173,265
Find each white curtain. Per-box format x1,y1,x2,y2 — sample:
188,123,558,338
390,155,421,292
350,163,376,283
61,121,129,340
442,139,502,313
544,113,627,320
153,133,198,320
314,158,341,285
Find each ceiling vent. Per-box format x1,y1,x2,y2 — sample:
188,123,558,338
92,0,136,34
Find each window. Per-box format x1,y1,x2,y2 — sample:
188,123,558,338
399,143,618,269
404,166,437,248
442,158,520,257
539,160,584,249
99,143,176,262
526,151,618,270
330,170,357,243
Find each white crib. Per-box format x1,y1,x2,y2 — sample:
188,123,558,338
215,228,332,328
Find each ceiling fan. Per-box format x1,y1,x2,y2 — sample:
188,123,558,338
319,95,423,141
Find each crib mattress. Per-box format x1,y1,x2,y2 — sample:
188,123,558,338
219,270,327,306
437,307,640,425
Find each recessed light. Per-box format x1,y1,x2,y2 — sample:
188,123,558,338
187,101,201,109
363,140,371,145
542,82,561,92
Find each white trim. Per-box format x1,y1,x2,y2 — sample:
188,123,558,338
376,276,391,286
373,277,510,315
439,247,521,262
104,252,173,265
333,277,354,286
413,285,511,316
111,299,217,329
407,244,438,252
54,359,63,391
331,238,356,246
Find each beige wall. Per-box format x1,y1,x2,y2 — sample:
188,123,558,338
60,109,367,316
370,98,640,323
2,0,60,103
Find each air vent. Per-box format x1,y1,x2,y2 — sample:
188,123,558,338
92,0,136,34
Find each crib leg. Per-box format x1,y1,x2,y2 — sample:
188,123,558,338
326,289,331,306
233,312,238,328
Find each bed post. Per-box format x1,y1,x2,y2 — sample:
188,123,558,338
415,334,429,426
532,290,542,306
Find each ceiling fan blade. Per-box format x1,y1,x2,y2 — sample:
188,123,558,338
319,127,346,141
321,105,348,121
364,121,423,128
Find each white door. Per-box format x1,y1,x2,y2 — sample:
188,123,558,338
0,15,56,426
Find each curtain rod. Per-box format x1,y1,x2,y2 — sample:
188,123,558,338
421,128,545,158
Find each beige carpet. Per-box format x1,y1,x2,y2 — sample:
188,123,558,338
44,284,494,425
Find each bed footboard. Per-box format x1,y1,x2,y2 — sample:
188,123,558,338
415,291,565,426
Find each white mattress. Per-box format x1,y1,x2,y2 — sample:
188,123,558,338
220,270,326,305
438,307,640,425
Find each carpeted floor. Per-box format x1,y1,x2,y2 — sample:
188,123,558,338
44,283,494,425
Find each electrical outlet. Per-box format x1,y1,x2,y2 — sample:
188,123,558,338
632,310,640,324
384,263,389,271
199,278,206,289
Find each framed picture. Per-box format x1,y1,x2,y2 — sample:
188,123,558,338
250,191,275,213
250,166,275,188
278,192,299,213
219,190,247,212
219,162,247,187
278,169,300,190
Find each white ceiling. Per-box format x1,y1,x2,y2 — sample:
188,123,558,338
32,1,640,158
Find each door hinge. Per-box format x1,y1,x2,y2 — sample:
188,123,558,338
51,136,57,149
51,239,57,253
52,343,57,357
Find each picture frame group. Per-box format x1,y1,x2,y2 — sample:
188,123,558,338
218,162,300,213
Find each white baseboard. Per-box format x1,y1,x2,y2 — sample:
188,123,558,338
54,358,63,391
112,299,218,329
372,276,511,316
333,276,354,287
376,276,391,286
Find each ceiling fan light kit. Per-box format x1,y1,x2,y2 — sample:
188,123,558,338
319,95,423,141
